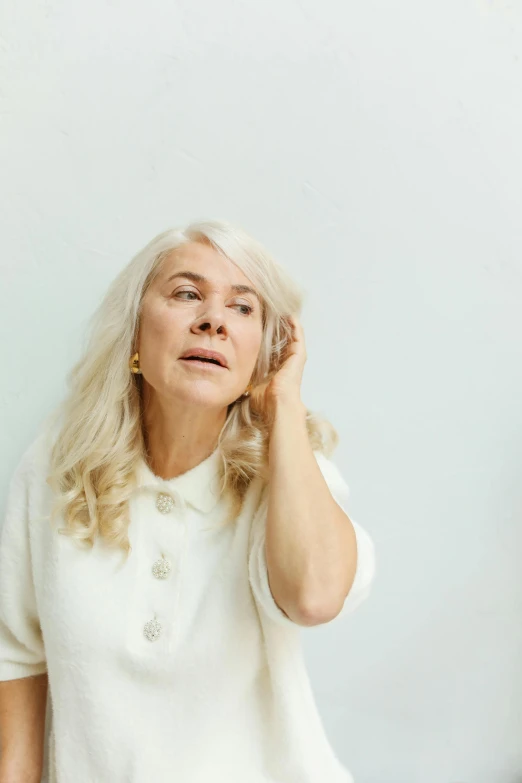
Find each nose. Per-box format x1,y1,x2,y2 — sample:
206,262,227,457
191,312,227,337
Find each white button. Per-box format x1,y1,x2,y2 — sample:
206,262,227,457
156,492,175,514
143,618,162,641
152,557,172,579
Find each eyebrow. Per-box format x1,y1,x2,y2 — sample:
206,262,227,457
165,271,261,303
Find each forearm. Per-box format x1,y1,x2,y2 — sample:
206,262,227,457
0,674,48,783
265,397,357,623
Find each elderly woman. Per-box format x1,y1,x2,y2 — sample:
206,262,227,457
0,219,376,783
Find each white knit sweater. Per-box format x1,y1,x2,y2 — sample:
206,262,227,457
0,422,376,783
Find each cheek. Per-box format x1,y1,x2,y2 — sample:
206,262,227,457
142,306,182,347
240,328,263,367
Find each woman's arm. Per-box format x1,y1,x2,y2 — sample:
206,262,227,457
251,315,359,625
265,397,358,625
0,673,48,783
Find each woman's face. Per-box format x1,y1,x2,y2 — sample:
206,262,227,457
137,240,264,409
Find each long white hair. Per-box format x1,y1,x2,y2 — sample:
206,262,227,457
45,219,338,557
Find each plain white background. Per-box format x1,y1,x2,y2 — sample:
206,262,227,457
1,1,522,781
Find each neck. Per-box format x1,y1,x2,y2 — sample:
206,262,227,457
141,386,227,480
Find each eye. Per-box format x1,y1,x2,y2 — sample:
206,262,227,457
174,290,254,315
235,303,254,315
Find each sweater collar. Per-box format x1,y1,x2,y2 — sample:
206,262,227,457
134,447,223,514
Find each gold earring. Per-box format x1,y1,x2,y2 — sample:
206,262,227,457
129,352,142,374
243,383,253,397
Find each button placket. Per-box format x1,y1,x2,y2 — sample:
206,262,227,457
152,489,179,580
143,489,185,646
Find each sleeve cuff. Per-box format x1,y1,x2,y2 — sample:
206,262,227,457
0,660,48,682
334,517,376,619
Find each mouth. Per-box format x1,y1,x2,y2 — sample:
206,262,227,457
179,357,226,370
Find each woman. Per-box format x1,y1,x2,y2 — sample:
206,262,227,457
0,219,376,783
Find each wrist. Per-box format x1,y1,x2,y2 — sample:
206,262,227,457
270,395,307,423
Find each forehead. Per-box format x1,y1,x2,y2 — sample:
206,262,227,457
159,241,249,283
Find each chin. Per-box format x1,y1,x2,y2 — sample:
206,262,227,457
173,384,231,404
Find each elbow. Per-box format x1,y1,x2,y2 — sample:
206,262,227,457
297,579,354,626
300,537,358,626
298,592,350,627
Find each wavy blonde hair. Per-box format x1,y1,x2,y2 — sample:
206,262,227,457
45,219,339,558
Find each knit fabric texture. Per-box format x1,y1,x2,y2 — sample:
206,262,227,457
0,423,376,783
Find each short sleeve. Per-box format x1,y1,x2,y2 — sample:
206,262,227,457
248,449,376,627
0,440,48,681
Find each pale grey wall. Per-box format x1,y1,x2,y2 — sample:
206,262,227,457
1,1,521,781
